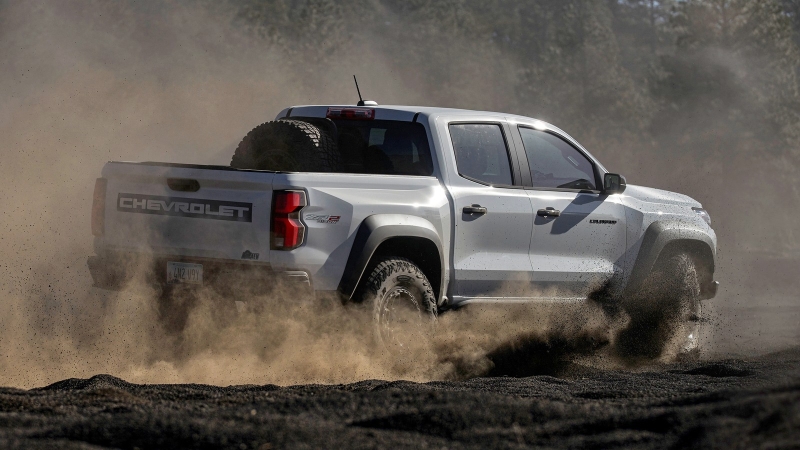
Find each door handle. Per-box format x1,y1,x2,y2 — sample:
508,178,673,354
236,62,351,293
537,207,561,217
463,204,488,215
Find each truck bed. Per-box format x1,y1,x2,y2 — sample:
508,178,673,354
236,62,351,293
93,161,447,293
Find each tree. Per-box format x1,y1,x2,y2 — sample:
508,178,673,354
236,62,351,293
653,0,800,154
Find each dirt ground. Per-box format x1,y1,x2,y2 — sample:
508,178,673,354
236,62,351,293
0,254,797,449
0,346,797,449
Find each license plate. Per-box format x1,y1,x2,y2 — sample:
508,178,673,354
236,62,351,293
166,262,203,285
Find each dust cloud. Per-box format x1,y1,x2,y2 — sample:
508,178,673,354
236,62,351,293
0,0,797,389
0,1,271,387
0,275,630,388
0,0,289,387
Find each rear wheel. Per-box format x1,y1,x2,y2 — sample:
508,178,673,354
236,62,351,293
359,257,438,352
617,253,703,360
230,119,341,172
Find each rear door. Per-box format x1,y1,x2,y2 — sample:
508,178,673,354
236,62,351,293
445,121,534,300
511,125,627,298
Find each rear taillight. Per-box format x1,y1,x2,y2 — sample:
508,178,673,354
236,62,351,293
326,107,375,120
271,190,307,250
91,178,107,237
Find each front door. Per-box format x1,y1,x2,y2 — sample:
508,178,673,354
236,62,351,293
515,125,627,298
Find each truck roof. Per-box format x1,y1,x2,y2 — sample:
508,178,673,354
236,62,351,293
277,104,544,124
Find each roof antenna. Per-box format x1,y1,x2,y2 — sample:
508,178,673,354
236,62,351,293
353,75,377,106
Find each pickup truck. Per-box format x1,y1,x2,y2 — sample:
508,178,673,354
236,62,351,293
88,104,718,358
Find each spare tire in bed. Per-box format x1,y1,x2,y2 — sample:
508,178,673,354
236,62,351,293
230,119,341,172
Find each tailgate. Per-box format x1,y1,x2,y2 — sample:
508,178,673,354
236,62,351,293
99,162,274,263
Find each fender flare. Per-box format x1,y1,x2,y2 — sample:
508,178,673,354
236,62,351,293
624,220,716,298
337,214,444,301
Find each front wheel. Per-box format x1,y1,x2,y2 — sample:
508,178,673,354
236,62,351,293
359,257,438,352
617,253,703,360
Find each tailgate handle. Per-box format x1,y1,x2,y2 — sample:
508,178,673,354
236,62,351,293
167,178,200,192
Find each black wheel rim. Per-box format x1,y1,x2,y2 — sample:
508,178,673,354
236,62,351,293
377,286,424,350
683,301,702,353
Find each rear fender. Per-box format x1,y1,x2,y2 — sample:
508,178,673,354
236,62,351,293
338,214,444,301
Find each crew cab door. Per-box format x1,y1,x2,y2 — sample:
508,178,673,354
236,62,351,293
510,124,627,298
444,121,534,300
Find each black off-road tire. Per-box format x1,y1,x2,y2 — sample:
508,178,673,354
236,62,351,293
617,253,702,360
230,119,341,172
359,257,438,352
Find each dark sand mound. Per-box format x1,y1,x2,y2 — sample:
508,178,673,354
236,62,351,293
0,349,798,449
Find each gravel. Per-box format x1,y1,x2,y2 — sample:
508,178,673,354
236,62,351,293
1,348,798,449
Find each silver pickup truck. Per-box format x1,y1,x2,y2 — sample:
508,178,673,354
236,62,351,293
88,104,718,358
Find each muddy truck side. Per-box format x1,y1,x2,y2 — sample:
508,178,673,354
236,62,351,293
89,105,718,356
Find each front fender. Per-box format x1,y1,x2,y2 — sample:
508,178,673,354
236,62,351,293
337,214,444,300
624,220,716,298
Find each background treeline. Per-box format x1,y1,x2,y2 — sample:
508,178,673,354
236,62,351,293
226,0,800,253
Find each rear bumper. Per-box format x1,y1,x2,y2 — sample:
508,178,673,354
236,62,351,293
87,253,312,296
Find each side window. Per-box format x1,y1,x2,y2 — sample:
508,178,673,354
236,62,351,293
449,123,514,186
518,127,597,190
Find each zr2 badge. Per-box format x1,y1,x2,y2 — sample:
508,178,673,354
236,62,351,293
305,214,341,224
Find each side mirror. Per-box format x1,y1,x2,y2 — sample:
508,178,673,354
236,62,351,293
603,173,627,194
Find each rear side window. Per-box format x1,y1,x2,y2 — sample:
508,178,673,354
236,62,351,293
449,123,513,186
332,120,433,176
518,127,597,190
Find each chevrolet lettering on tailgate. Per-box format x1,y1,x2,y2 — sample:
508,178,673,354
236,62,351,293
117,193,252,222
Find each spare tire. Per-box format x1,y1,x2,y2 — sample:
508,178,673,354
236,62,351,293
230,119,341,172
